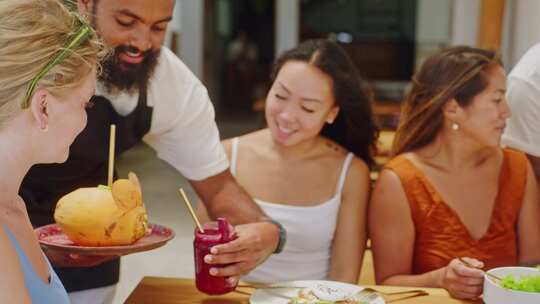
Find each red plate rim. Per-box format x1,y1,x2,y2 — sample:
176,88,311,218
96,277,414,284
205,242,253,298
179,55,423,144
35,223,175,256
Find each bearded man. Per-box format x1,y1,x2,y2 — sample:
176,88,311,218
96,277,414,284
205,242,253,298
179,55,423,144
20,1,284,303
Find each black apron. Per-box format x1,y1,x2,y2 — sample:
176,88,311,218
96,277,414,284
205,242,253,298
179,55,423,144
20,87,153,292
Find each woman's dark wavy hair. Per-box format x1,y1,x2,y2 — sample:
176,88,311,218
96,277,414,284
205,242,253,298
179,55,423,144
270,39,379,167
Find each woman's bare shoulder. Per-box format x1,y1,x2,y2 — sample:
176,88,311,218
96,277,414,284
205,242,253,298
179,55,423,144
341,155,371,200
0,225,21,269
345,155,370,180
0,225,31,303
319,137,348,157
221,129,268,158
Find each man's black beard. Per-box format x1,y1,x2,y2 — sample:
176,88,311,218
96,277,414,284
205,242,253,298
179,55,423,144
99,45,160,95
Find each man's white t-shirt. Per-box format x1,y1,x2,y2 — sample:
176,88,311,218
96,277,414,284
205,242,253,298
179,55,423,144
502,43,540,157
95,47,229,180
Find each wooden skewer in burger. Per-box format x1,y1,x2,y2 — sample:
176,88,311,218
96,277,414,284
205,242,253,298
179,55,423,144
53,124,148,246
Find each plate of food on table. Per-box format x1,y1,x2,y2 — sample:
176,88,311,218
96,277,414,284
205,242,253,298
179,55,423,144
35,171,175,259
249,280,385,304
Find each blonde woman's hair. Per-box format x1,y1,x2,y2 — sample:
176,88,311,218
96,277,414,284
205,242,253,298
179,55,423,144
0,0,104,127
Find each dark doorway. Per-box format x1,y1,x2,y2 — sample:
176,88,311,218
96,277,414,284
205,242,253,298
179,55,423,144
204,0,275,119
300,0,417,82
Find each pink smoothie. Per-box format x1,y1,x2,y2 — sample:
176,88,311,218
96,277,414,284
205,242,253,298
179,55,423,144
194,218,237,295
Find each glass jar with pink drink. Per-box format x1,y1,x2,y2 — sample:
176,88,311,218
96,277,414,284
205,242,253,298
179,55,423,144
193,217,237,295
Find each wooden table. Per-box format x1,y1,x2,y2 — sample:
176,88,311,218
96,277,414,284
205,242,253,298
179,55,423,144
125,277,480,304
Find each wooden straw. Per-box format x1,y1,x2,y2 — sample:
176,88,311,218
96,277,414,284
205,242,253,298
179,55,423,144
178,188,204,233
107,124,116,187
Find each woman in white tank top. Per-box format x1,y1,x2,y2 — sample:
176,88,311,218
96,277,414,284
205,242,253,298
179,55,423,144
198,39,379,284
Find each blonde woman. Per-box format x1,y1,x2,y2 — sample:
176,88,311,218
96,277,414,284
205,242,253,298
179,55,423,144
0,0,102,303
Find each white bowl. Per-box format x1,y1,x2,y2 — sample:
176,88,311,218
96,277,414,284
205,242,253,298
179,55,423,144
483,266,540,304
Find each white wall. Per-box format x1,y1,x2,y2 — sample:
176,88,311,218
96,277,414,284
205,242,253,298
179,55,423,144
432,0,518,69
508,0,540,68
451,0,480,46
164,1,182,49
415,0,452,67
275,0,299,57
416,0,452,44
500,0,514,69
178,0,204,79
447,0,519,69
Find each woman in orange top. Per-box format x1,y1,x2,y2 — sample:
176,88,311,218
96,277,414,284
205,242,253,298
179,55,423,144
369,46,540,300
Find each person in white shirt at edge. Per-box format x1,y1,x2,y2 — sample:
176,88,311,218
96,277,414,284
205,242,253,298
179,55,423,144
19,1,283,303
503,43,540,184
198,39,378,284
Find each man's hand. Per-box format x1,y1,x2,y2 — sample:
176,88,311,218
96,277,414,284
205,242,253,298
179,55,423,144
203,221,279,283
43,247,118,268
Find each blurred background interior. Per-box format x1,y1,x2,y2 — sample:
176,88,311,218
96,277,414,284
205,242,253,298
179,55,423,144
114,0,540,302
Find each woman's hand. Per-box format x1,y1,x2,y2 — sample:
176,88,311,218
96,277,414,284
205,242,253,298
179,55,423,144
43,247,118,268
440,257,485,300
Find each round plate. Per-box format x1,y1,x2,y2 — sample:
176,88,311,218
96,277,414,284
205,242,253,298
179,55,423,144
249,280,385,304
35,223,175,256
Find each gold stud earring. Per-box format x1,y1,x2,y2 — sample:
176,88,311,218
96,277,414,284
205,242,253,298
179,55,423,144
451,122,460,131
41,125,48,133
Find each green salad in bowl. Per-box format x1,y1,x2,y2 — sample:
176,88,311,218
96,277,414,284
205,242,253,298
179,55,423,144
484,266,540,304
499,266,540,293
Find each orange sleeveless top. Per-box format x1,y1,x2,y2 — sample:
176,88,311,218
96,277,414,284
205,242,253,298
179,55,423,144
385,149,527,274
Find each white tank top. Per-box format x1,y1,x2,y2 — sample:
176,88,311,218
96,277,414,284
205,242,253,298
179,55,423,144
230,137,354,283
